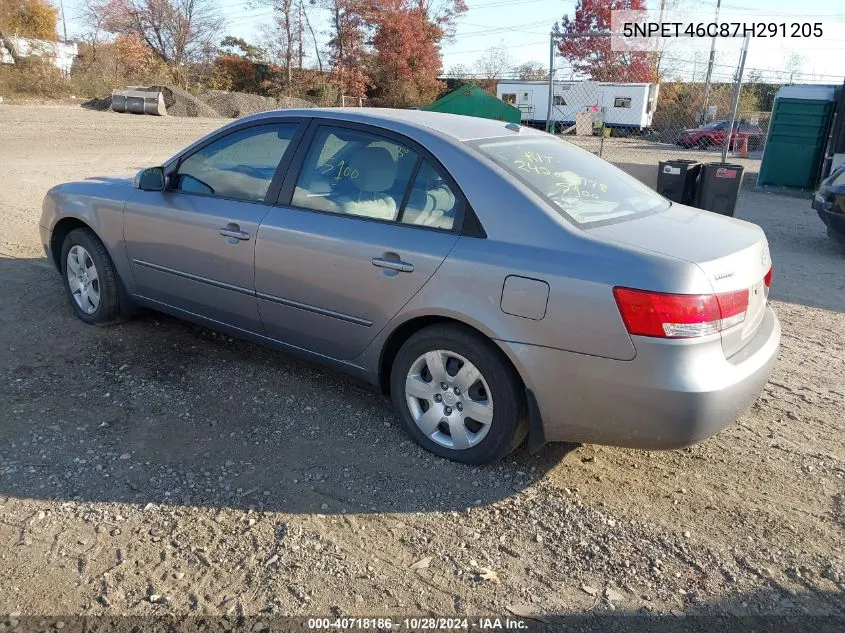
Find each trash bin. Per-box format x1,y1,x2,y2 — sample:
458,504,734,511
657,159,701,205
696,162,745,216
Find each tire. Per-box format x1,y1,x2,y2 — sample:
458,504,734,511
697,137,712,150
389,324,527,464
60,227,125,326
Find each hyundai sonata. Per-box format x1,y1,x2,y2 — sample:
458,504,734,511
40,109,780,464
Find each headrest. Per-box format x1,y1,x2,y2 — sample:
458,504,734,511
350,146,397,193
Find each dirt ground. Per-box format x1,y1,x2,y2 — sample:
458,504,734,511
0,105,843,629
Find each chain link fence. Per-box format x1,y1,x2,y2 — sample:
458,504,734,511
541,40,768,189
553,82,768,189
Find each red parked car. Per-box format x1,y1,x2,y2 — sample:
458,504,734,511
677,120,765,150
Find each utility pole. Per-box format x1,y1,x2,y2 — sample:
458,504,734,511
59,0,69,42
721,33,750,163
700,0,721,124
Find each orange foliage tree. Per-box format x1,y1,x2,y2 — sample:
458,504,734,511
367,0,466,107
554,0,656,83
0,0,58,41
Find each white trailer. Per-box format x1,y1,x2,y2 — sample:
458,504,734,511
496,80,659,133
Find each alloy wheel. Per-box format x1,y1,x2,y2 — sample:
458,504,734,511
66,245,100,315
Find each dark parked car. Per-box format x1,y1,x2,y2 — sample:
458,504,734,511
813,163,845,246
677,120,765,150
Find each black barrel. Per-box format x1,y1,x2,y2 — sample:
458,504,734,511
656,159,701,205
695,162,745,216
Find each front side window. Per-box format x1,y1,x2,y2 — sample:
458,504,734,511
292,127,419,222
472,136,669,226
174,123,298,202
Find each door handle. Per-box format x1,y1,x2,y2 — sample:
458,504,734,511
219,225,250,241
372,257,414,273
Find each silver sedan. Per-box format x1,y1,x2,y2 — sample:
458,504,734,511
39,109,780,464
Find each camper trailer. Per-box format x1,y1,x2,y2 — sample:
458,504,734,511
496,80,660,133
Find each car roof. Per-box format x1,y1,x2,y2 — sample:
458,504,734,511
245,107,548,142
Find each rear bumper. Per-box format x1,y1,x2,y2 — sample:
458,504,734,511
498,305,780,450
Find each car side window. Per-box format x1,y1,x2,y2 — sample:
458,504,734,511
400,160,462,231
292,126,419,221
174,123,298,203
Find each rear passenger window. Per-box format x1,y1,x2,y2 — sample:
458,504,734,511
400,161,461,231
292,127,419,221
175,123,298,202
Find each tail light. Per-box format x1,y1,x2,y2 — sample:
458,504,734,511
613,287,749,339
764,265,773,289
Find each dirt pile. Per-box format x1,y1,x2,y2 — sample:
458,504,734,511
80,95,111,111
277,95,318,109
80,86,316,118
197,90,277,118
164,86,219,118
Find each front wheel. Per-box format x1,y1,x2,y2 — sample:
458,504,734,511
60,227,126,325
389,324,527,464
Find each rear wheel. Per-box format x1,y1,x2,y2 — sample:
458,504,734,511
389,324,527,464
60,228,125,325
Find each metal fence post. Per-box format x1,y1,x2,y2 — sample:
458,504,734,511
721,34,751,163
700,0,722,124
547,32,555,133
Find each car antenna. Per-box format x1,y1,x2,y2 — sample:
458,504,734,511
505,122,521,132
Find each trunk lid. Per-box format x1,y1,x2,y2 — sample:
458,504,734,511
589,203,771,358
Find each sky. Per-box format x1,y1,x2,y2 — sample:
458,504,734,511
59,0,845,84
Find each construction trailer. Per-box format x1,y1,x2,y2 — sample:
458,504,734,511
496,80,660,133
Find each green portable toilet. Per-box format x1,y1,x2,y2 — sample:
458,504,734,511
422,84,521,123
757,85,836,189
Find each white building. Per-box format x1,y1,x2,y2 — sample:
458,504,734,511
1,37,78,75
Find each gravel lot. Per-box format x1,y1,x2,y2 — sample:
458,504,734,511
0,105,843,629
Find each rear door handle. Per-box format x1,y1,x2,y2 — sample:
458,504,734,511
372,257,414,273
219,225,250,241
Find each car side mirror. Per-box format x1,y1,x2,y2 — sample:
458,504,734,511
134,167,166,191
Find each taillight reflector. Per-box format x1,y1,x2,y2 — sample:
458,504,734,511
613,287,749,339
764,266,772,289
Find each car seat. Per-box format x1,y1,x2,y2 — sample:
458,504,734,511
338,146,399,221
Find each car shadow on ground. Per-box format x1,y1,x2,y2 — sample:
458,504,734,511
0,256,579,516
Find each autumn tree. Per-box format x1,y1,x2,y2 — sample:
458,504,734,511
367,0,466,108
220,35,266,61
322,0,368,99
554,0,656,83
474,43,510,93
516,61,547,81
255,0,306,94
103,0,224,85
446,62,470,77
1,0,59,61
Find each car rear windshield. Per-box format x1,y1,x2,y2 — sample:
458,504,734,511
471,136,670,227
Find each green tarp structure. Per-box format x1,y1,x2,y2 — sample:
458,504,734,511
422,84,521,123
